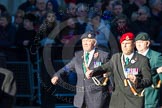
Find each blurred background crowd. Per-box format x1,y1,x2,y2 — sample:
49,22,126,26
0,0,161,55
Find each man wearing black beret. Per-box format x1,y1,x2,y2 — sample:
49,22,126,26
51,32,111,108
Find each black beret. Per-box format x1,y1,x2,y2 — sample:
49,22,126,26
80,32,96,40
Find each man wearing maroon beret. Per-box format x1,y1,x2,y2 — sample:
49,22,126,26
85,32,152,108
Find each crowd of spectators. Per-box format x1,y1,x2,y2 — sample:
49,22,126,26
0,0,161,59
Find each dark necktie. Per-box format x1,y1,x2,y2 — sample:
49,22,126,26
125,57,129,65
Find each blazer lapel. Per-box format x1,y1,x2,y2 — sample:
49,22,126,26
125,52,138,67
77,51,84,73
89,49,99,69
146,49,151,60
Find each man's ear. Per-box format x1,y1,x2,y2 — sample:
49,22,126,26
146,41,150,47
93,39,97,46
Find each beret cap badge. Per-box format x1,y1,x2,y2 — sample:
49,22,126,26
126,36,129,40
120,32,135,43
88,34,92,38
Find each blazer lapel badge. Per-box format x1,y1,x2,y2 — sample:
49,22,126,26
94,52,99,59
93,52,101,68
130,57,137,64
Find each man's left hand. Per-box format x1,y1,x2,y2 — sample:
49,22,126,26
127,74,137,83
85,70,93,79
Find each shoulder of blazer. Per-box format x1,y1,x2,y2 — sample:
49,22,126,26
97,49,109,56
74,50,83,57
112,52,121,58
147,49,162,57
134,52,148,61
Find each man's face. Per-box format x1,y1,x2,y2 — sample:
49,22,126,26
82,38,96,52
23,19,33,30
113,5,123,16
135,40,149,53
36,0,46,11
91,16,100,25
121,40,135,55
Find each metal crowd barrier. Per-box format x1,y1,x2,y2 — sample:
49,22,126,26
5,47,41,104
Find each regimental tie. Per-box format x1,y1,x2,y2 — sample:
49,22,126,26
85,52,89,64
125,57,129,65
83,52,89,73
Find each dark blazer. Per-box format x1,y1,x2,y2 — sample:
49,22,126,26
93,52,152,108
144,49,162,108
54,49,110,108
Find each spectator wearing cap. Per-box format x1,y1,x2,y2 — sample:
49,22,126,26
85,32,152,108
51,32,111,108
135,32,162,108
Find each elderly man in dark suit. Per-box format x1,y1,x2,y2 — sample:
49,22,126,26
51,32,110,108
135,32,162,108
86,32,152,108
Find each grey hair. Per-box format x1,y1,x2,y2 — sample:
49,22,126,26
76,3,88,12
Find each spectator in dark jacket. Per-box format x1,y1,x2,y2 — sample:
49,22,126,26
0,12,16,47
15,13,36,47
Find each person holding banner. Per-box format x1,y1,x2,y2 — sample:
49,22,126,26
51,32,111,108
85,32,152,108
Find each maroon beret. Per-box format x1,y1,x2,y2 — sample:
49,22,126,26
120,32,135,43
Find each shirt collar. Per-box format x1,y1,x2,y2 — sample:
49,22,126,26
84,48,95,55
138,48,149,56
124,52,134,61
84,49,95,66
